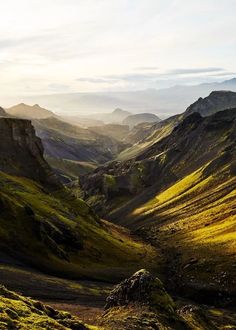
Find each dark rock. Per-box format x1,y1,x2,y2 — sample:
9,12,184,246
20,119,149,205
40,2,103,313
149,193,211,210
105,269,175,313
0,117,59,187
185,90,236,118
0,107,7,117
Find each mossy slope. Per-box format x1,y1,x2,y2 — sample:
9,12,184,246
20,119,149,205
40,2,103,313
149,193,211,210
0,171,158,282
0,285,97,329
125,148,236,302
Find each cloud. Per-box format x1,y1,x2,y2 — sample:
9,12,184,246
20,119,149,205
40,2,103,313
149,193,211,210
77,68,229,85
209,71,236,77
167,67,225,75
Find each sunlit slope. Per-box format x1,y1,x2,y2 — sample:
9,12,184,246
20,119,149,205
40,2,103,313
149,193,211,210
129,153,236,298
101,108,236,299
0,172,158,282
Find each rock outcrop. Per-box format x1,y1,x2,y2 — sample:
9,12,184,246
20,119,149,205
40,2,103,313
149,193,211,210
102,270,220,329
105,269,175,312
0,117,58,186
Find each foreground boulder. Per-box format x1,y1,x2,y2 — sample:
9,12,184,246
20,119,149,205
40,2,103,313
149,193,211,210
101,269,230,330
105,269,175,313
102,269,188,329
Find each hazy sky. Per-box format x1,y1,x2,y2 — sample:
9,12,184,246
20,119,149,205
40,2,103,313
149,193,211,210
0,0,235,98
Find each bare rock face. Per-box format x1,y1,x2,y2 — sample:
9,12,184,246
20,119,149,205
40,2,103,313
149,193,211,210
105,269,175,313
0,117,58,186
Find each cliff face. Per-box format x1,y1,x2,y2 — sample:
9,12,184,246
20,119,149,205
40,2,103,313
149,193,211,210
0,118,58,186
0,107,7,116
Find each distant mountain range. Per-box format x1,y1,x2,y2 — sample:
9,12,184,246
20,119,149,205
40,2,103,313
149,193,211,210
24,78,236,117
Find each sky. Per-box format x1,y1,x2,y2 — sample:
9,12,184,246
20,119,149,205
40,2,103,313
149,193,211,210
0,0,235,100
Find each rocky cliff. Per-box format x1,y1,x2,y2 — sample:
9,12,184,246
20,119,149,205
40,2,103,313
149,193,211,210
0,107,7,117
0,117,58,186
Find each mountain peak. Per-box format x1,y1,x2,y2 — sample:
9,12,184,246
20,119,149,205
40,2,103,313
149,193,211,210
184,90,236,118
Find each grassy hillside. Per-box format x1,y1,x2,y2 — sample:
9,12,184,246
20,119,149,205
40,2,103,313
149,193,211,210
0,171,158,282
128,157,236,300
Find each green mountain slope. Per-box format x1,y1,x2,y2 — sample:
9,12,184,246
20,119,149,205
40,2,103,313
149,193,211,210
0,171,157,281
130,154,236,301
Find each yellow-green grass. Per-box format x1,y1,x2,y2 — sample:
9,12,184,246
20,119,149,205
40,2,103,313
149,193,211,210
0,171,159,281
130,162,236,293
